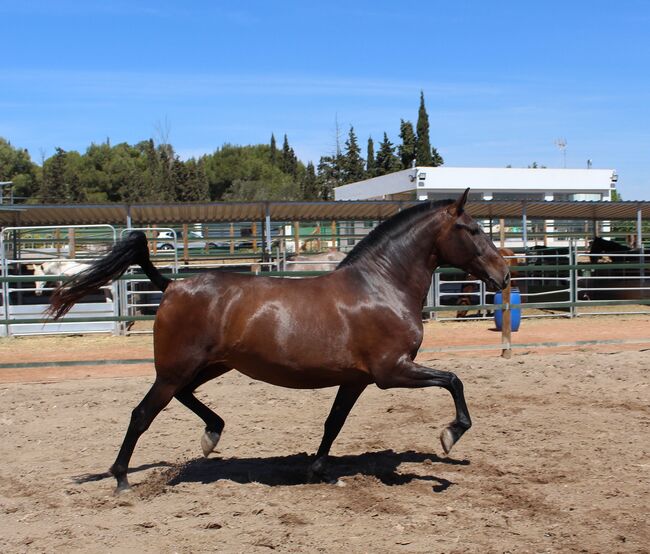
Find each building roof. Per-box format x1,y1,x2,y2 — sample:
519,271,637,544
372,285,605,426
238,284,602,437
0,199,648,228
334,166,617,200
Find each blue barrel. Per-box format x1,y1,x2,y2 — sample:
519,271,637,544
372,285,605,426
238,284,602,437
494,288,521,332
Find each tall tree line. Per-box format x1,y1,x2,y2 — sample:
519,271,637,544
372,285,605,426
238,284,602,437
0,93,444,204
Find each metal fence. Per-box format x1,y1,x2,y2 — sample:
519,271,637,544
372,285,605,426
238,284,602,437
1,228,649,337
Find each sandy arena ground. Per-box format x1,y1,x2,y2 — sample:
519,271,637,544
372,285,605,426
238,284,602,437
0,317,649,553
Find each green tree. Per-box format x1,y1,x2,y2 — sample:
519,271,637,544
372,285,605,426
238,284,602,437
301,161,319,200
317,153,345,200
342,126,365,184
398,119,416,169
416,91,433,166
375,133,401,176
366,137,375,177
270,134,277,166
0,138,40,202
280,134,298,177
39,147,68,203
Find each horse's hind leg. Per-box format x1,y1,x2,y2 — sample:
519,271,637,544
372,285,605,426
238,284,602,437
109,379,177,494
174,364,232,457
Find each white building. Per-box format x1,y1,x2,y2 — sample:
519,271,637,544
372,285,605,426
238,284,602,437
334,167,618,247
334,166,617,203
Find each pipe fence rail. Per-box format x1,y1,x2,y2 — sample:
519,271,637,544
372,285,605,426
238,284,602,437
1,227,649,337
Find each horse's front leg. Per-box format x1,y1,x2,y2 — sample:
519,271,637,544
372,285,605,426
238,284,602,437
374,358,472,455
309,383,367,482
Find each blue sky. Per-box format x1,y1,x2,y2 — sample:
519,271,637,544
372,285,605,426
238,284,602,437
2,0,649,199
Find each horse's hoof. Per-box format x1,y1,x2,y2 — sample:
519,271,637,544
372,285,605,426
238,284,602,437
440,427,455,455
201,430,221,457
114,484,133,496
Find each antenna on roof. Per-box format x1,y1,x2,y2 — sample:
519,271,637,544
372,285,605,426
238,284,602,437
554,138,567,168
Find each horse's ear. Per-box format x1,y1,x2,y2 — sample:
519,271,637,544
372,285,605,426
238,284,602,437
449,188,470,216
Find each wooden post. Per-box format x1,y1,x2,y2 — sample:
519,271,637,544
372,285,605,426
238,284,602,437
55,228,61,257
499,218,506,248
252,222,258,253
331,220,337,249
152,224,157,255
229,223,235,255
315,223,321,251
293,221,300,253
501,282,512,359
182,223,189,263
68,228,76,259
203,224,209,255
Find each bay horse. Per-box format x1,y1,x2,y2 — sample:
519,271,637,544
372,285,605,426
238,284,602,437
47,189,509,493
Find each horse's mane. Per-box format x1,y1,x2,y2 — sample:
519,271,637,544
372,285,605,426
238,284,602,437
338,199,454,268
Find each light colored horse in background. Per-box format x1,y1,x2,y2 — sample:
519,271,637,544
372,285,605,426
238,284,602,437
32,261,112,301
284,249,346,273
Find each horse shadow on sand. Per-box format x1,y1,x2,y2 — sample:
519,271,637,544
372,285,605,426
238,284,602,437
73,450,470,492
73,450,469,492
174,450,467,492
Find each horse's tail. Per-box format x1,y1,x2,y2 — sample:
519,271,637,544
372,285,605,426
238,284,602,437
47,231,170,320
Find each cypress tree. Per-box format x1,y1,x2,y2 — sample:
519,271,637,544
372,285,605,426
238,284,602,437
416,91,433,166
398,119,417,169
270,133,277,166
366,137,375,178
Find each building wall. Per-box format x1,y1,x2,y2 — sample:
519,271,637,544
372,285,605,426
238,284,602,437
334,166,616,202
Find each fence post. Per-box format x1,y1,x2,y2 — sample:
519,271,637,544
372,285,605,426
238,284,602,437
68,228,76,258
182,224,189,263
570,239,577,318
432,272,440,321
501,282,512,358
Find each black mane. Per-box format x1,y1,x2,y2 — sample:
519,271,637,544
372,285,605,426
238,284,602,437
338,199,454,268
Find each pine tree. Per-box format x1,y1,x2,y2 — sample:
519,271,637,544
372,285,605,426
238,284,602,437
342,126,365,184
366,137,375,177
317,154,344,200
171,157,190,201
431,147,444,167
398,119,417,169
375,133,400,176
39,147,67,203
281,134,298,177
416,91,433,166
301,161,319,200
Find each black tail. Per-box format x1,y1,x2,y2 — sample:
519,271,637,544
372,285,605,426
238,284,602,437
47,231,170,320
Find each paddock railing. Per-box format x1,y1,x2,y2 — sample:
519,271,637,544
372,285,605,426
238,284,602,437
1,231,649,336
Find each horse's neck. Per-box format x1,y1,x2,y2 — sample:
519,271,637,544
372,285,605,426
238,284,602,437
357,213,442,304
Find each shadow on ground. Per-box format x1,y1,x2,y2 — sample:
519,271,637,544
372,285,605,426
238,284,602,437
166,449,468,490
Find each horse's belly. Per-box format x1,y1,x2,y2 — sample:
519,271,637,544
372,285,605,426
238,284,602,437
229,357,371,389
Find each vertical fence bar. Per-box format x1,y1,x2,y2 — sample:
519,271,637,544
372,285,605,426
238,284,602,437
501,282,512,358
0,232,9,337
569,239,577,318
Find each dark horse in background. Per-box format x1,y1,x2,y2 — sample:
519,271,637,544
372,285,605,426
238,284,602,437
589,236,645,264
47,189,509,493
583,236,649,301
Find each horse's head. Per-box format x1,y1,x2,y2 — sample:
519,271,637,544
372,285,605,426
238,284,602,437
436,189,510,292
32,264,46,295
